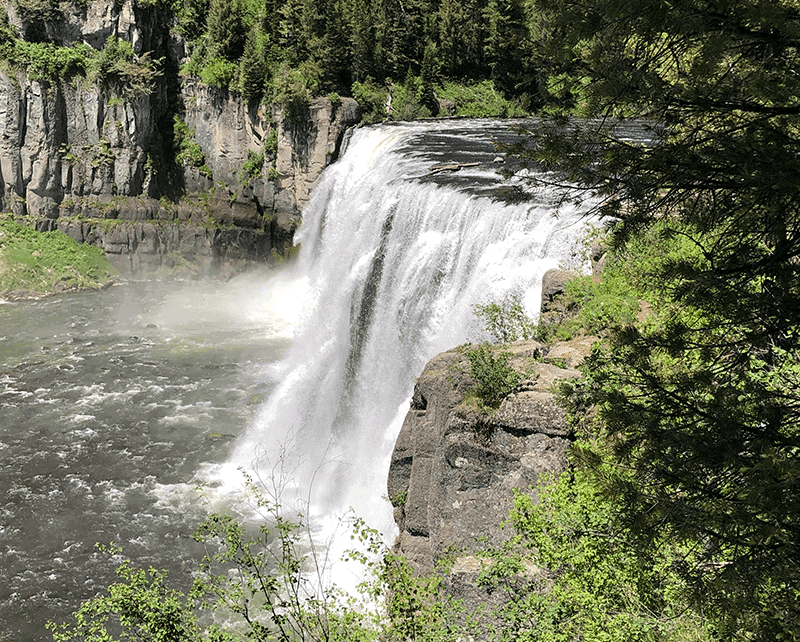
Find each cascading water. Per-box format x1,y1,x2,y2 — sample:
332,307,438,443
0,119,596,641
222,120,595,551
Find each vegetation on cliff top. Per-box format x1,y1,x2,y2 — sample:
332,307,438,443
1,0,533,119
0,8,160,94
171,0,537,116
0,215,118,298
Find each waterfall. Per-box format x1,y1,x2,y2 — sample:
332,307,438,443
225,120,593,553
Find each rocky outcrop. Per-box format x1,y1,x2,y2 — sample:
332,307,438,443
388,337,594,576
539,268,580,324
0,0,360,277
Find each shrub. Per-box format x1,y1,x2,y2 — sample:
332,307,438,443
264,128,278,157
389,73,432,121
473,292,536,343
269,61,321,123
240,148,264,185
173,117,208,172
90,36,161,96
351,79,387,124
47,476,467,642
465,343,520,410
436,80,528,117
478,470,713,642
199,57,238,89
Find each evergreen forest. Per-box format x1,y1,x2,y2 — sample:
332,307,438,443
1,0,542,119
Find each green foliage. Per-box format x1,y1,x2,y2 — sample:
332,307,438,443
242,149,264,178
239,26,268,101
173,0,210,40
473,292,536,343
208,0,248,60
264,128,279,157
240,148,265,186
389,73,431,121
270,61,321,123
8,40,96,82
173,117,209,173
570,304,800,640
0,215,118,296
351,79,387,123
521,221,706,342
418,42,439,116
2,0,548,114
379,549,472,642
262,128,280,181
483,0,537,106
436,80,528,117
49,474,466,642
479,470,713,642
389,490,407,508
0,7,89,81
47,545,210,642
562,274,639,335
0,11,159,94
465,343,520,410
90,36,161,96
517,0,800,638
199,57,239,89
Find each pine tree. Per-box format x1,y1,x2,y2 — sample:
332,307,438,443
436,0,464,77
208,0,247,60
419,42,439,115
521,0,800,637
239,26,267,101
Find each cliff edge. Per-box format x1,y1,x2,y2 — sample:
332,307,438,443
388,335,596,574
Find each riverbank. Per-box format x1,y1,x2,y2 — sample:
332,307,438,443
0,215,119,301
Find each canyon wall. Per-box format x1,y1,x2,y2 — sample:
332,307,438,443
0,0,360,277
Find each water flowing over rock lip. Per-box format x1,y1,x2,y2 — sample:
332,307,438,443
221,120,601,587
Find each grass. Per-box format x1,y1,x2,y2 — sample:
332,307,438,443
436,80,529,117
0,215,118,298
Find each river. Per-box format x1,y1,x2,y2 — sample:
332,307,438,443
1,120,595,640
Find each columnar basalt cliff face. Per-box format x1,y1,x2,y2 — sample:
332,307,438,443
0,0,360,277
388,337,596,576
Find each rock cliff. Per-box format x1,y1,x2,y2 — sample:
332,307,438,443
388,335,595,576
0,0,360,277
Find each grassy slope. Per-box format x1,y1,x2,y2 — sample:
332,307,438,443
0,215,119,299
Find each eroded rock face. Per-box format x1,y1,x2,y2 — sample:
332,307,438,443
0,0,360,277
387,337,595,618
388,337,594,575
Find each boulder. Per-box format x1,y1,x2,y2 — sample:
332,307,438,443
540,268,580,314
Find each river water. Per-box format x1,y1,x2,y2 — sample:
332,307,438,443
0,275,302,640
0,120,595,641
